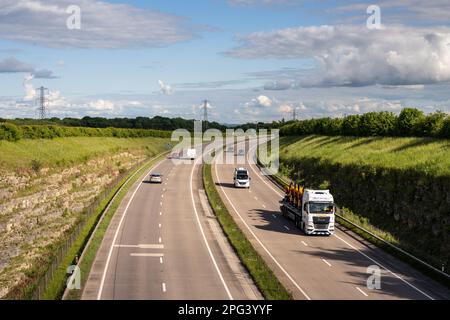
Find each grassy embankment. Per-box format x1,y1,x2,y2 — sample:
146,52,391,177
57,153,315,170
0,136,169,299
203,163,292,300
274,135,450,281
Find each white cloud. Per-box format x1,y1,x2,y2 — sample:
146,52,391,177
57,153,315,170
0,0,203,49
23,74,36,101
337,0,450,25
87,99,114,111
255,95,272,107
227,24,450,87
158,80,173,95
278,104,293,114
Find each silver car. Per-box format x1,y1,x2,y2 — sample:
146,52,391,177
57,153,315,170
149,173,163,184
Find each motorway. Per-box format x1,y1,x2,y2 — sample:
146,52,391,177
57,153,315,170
82,145,261,300
213,139,450,300
81,139,450,300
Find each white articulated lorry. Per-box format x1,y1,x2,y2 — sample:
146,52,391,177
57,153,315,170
281,183,335,235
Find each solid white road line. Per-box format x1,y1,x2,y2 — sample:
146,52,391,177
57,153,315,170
214,150,311,300
190,146,234,300
322,259,332,267
247,142,434,301
247,144,284,198
97,157,167,300
130,253,164,257
356,287,369,297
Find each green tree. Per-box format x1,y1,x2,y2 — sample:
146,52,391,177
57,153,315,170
396,108,425,136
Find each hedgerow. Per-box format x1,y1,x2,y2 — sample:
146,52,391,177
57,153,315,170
280,108,450,138
0,123,171,141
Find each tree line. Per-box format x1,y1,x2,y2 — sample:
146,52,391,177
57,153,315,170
280,108,450,138
238,108,450,139
0,116,227,132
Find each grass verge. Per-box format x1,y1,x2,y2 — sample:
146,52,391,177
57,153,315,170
203,163,292,300
42,151,168,300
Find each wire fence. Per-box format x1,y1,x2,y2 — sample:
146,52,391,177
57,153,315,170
31,158,148,300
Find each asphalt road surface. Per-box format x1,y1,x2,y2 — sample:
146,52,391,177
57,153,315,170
82,145,261,300
213,139,450,300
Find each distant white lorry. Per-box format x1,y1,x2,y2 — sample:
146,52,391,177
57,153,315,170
281,185,335,235
186,148,197,160
233,167,250,188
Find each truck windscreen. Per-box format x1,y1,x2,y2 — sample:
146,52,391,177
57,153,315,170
308,203,334,214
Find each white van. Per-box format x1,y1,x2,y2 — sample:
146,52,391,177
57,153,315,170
234,168,250,188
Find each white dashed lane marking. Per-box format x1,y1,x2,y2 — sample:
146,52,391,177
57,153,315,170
322,259,332,267
356,287,368,297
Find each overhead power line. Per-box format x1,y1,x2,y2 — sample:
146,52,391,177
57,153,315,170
36,86,49,120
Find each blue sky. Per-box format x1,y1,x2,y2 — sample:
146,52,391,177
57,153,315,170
1,0,450,123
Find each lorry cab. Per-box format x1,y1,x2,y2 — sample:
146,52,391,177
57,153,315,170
234,168,250,188
301,190,335,235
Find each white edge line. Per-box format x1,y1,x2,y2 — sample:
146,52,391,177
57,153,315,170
190,146,234,300
215,147,311,300
247,143,284,198
249,141,435,301
96,158,166,300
